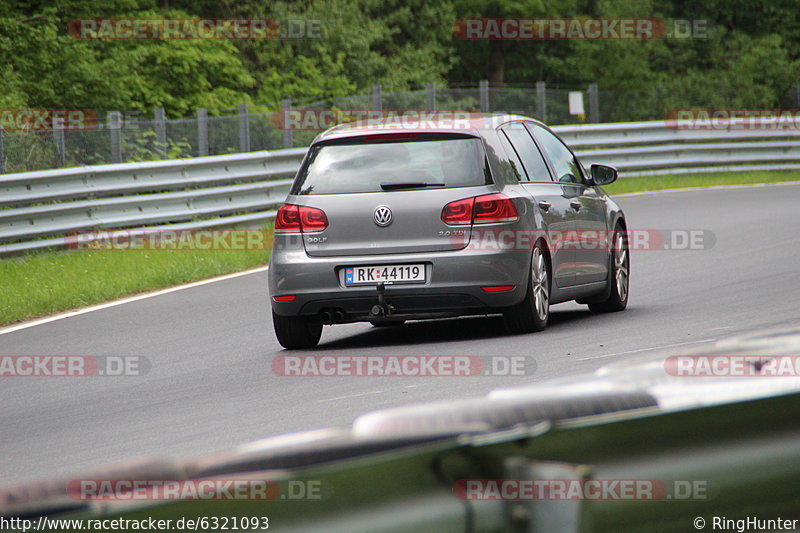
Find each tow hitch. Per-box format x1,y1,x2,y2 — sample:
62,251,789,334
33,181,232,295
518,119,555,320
370,282,396,318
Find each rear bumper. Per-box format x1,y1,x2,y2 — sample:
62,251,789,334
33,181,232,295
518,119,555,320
269,246,531,320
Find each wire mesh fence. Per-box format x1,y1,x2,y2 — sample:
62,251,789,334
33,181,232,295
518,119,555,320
4,81,799,174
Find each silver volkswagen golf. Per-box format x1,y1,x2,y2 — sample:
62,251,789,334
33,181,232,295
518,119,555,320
268,114,629,348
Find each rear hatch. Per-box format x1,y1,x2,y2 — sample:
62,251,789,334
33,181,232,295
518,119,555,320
288,133,494,257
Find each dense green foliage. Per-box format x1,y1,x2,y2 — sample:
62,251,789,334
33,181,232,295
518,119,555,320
1,0,799,118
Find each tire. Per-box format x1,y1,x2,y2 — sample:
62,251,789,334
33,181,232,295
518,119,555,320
504,243,550,334
588,226,629,313
370,320,406,327
272,311,323,349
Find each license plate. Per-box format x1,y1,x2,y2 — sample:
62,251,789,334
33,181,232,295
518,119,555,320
344,264,426,286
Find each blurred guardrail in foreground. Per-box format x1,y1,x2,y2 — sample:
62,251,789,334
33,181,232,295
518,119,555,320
2,119,799,256
3,326,800,532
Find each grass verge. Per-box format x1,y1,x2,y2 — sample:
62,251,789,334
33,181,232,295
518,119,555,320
603,170,800,195
0,228,271,326
2,172,800,327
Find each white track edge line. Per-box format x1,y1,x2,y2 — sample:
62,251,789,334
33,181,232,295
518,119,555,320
0,266,269,336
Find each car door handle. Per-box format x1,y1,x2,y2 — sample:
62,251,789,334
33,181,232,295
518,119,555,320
537,200,551,212
570,200,582,211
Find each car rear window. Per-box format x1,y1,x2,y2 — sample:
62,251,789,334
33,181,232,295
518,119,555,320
292,136,491,195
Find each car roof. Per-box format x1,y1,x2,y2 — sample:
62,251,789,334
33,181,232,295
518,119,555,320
312,113,547,144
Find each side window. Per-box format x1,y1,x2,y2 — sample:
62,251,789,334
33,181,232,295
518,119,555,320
482,132,522,184
528,124,585,185
501,124,552,182
496,130,525,181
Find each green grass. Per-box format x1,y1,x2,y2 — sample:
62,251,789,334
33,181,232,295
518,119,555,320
0,229,271,326
2,171,799,327
602,170,800,195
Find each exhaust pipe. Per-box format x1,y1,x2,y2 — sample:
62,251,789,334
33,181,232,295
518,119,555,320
321,310,346,323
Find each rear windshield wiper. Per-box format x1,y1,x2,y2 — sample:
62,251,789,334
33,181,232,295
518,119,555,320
380,182,446,190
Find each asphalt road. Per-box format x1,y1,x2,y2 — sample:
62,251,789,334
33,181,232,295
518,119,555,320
2,183,800,484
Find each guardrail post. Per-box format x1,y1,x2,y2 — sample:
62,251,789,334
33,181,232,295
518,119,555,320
281,99,293,149
154,107,167,159
426,82,436,110
108,112,122,163
0,127,5,174
197,108,208,157
536,82,547,122
587,84,600,123
479,80,490,113
373,84,382,112
53,117,66,168
238,103,250,153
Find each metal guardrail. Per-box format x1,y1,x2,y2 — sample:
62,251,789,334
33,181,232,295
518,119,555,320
2,120,799,256
555,119,800,146
0,149,305,255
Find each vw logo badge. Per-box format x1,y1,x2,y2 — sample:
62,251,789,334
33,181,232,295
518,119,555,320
374,205,393,227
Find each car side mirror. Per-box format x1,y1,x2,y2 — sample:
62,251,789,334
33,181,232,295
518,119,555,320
590,164,618,186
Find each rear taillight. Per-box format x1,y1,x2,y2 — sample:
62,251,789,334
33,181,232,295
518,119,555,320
441,197,474,225
441,194,518,226
275,204,301,232
275,204,328,233
299,205,328,231
473,194,518,223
